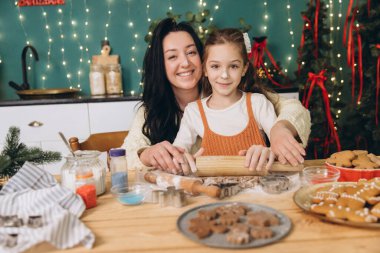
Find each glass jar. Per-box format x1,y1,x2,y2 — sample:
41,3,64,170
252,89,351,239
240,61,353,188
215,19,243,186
105,64,122,94
109,148,128,188
89,64,106,95
61,150,106,196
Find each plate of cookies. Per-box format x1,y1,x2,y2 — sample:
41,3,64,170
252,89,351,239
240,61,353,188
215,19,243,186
177,202,292,248
293,178,380,228
325,150,380,182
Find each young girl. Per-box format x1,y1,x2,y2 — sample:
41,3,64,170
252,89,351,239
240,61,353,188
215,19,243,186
173,28,277,172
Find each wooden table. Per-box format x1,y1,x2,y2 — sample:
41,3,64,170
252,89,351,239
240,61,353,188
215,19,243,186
28,160,380,253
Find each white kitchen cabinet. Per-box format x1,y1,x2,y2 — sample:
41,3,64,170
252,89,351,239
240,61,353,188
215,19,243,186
0,103,90,143
0,100,139,175
88,101,139,134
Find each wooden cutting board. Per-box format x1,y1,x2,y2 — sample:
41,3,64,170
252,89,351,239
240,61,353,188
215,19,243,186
195,156,303,177
92,45,119,65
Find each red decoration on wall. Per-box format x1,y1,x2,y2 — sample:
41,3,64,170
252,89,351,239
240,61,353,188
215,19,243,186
18,0,65,7
302,70,341,157
248,37,290,88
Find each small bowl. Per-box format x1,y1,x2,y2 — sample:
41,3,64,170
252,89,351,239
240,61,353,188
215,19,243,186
302,166,340,186
111,183,149,205
325,162,380,182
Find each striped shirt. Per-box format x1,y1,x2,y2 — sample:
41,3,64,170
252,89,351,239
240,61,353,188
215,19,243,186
0,162,95,252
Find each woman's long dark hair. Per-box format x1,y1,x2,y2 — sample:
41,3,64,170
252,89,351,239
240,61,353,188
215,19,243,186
141,18,204,144
201,28,274,100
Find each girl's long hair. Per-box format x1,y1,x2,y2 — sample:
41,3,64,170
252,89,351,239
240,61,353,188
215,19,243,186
141,18,204,144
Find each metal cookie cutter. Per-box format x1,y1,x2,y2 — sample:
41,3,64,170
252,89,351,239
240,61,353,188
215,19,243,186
28,215,43,228
4,234,18,248
260,175,290,194
3,215,23,227
151,186,187,208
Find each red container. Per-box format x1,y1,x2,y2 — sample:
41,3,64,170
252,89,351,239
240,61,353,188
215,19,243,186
325,162,380,182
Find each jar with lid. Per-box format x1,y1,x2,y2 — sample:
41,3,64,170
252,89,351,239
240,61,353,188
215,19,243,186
109,148,128,188
61,150,106,196
105,64,122,94
89,64,106,96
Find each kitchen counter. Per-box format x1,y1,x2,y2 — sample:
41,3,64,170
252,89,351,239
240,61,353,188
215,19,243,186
0,94,140,107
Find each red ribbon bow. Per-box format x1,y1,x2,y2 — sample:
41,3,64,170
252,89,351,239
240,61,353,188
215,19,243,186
248,38,290,88
302,70,341,156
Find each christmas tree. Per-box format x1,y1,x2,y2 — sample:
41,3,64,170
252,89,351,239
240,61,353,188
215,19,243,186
0,127,61,185
295,0,344,159
337,1,380,152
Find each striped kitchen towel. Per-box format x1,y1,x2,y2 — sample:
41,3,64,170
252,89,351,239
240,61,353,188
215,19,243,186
0,162,95,253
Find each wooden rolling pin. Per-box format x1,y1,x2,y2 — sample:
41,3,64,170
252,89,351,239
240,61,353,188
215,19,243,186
195,156,303,177
144,172,221,198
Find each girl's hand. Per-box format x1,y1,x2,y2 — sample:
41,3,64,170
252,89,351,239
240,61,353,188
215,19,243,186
238,145,275,172
139,141,185,174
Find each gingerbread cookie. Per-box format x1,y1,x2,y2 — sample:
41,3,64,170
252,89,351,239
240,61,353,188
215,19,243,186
370,202,380,218
226,231,250,244
247,211,280,227
326,150,356,167
352,154,378,169
250,227,274,239
219,213,240,226
198,209,218,220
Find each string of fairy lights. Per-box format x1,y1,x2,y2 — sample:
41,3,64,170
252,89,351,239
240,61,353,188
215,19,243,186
7,0,353,98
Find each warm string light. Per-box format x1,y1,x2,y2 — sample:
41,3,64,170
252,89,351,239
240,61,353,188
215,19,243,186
262,1,268,32
284,0,295,73
68,0,86,90
126,0,141,96
57,8,73,87
168,0,173,11
83,0,91,65
40,6,52,88
146,0,151,23
16,4,33,72
206,0,222,26
104,0,112,41
205,0,222,31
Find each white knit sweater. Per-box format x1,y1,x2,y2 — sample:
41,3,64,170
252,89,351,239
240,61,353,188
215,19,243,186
122,93,311,170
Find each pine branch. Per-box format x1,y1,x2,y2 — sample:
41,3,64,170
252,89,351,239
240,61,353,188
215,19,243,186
0,126,62,178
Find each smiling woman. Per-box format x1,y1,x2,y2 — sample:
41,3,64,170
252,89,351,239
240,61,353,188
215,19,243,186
163,31,202,106
122,18,311,175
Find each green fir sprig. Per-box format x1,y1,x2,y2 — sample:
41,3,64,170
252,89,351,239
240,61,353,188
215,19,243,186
0,126,61,179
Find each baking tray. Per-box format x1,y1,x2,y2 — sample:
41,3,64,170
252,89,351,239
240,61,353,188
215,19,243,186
177,202,292,249
17,88,80,100
293,182,380,229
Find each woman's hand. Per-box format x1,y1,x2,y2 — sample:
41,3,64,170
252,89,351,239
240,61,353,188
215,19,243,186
270,120,305,166
239,145,275,172
139,141,185,174
178,148,204,175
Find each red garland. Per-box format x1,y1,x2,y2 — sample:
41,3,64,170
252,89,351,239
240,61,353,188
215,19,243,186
310,0,320,58
343,0,355,48
376,44,380,126
347,8,364,104
248,38,290,88
297,16,312,76
302,70,341,155
18,0,64,6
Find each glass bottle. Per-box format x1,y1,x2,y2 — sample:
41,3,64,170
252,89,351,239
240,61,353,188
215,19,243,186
105,64,122,94
89,64,106,96
61,150,106,195
109,148,128,188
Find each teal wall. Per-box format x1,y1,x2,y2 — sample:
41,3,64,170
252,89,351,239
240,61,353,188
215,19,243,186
0,0,348,100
